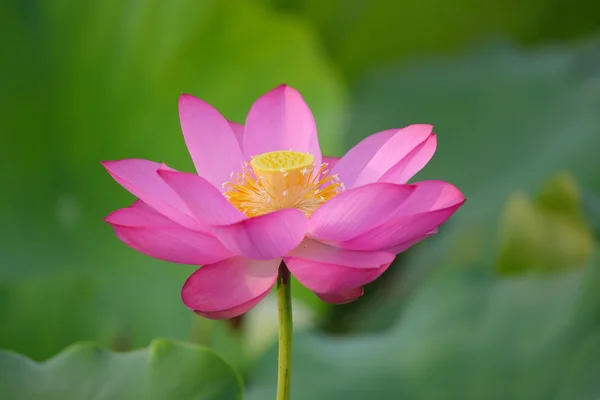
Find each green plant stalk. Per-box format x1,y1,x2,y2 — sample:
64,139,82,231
276,261,293,400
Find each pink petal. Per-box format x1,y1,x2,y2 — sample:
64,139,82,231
286,238,394,268
194,292,271,319
106,200,177,226
157,169,244,226
182,257,279,319
338,181,464,251
284,239,395,293
331,129,397,187
285,257,392,293
106,201,165,249
179,94,244,191
229,121,244,148
128,199,157,212
308,183,416,242
390,180,465,217
315,287,364,304
387,229,438,254
322,156,340,169
243,85,321,166
110,226,233,265
102,159,196,228
213,208,308,260
333,125,433,189
379,133,437,184
339,202,464,252
105,203,233,265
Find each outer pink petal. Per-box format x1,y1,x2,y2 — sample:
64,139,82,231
379,133,437,184
332,129,396,187
389,180,465,217
322,156,340,169
182,257,279,320
339,203,464,252
104,203,233,265
285,238,394,268
307,183,416,242
128,198,157,211
284,239,395,292
229,121,244,148
194,292,272,319
243,85,321,166
387,229,438,254
285,258,391,293
179,94,244,191
107,201,168,249
338,181,464,251
315,287,364,304
102,159,196,228
157,169,245,226
333,125,433,189
107,200,174,226
213,208,307,260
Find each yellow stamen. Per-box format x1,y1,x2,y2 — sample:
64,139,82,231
223,150,343,217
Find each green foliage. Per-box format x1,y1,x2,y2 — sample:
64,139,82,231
339,37,600,331
2,0,600,397
0,0,345,360
266,0,600,80
0,340,243,400
497,172,594,274
247,253,600,399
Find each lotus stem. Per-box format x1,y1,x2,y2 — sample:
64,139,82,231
276,261,293,400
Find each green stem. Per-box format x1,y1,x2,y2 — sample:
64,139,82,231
276,261,293,400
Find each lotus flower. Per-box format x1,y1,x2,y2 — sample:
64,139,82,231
103,85,464,319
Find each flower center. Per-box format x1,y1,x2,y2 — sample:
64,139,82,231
223,150,343,217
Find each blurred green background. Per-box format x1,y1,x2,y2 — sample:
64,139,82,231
2,0,600,398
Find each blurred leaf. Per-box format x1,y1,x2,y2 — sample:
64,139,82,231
342,37,600,330
266,0,600,80
0,340,242,400
0,0,346,359
247,253,600,399
536,172,585,215
496,193,546,274
0,274,100,359
497,172,594,274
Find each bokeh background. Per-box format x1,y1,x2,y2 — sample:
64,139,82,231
2,0,600,398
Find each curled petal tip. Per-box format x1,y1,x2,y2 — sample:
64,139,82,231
408,123,434,131
100,159,118,170
155,168,170,177
178,93,195,103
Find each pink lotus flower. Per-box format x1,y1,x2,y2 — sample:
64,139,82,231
103,85,464,319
